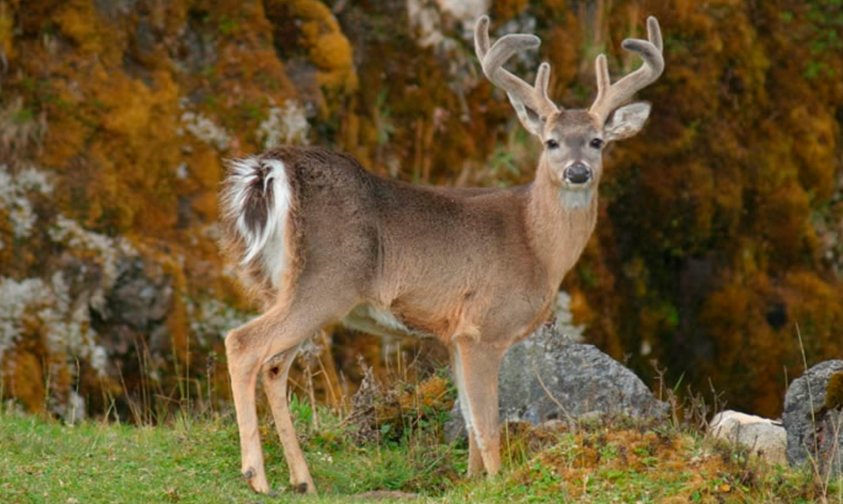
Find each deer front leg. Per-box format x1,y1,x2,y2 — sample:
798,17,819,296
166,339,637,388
450,347,485,475
262,347,317,494
453,337,505,476
467,429,486,476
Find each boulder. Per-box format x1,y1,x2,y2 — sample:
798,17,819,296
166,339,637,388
709,410,787,465
446,323,669,440
783,360,843,477
98,258,174,356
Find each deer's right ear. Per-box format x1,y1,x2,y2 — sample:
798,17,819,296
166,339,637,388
507,95,547,136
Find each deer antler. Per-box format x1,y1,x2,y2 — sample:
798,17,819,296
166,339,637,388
589,16,664,125
475,16,559,131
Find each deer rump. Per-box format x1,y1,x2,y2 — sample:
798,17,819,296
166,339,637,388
220,145,553,346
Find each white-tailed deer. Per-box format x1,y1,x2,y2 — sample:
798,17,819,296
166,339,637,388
219,14,664,494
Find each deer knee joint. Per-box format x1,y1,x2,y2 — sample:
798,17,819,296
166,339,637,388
242,467,255,481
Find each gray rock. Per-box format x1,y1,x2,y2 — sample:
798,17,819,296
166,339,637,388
783,360,843,477
93,0,138,20
96,258,174,359
709,410,787,465
446,323,669,441
106,259,173,330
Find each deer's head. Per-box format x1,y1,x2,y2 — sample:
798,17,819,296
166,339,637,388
475,16,664,206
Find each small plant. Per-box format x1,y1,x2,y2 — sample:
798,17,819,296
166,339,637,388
374,90,395,147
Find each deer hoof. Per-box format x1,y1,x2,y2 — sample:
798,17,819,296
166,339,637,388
295,482,308,494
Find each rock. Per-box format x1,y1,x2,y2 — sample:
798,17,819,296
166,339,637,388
446,323,668,441
709,410,787,465
103,259,173,330
783,360,843,477
93,258,175,370
92,0,138,20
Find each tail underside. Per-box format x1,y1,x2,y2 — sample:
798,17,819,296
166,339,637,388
220,156,292,290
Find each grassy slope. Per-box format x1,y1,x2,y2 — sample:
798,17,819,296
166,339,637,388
0,411,840,504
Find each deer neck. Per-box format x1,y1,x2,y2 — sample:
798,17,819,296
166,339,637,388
526,163,599,287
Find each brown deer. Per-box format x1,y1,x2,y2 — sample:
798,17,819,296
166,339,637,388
219,14,664,494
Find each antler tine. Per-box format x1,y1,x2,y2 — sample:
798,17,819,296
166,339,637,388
474,15,492,59
590,16,664,125
536,62,552,104
474,16,559,123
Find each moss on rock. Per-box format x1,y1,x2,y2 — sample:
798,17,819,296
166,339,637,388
826,372,843,412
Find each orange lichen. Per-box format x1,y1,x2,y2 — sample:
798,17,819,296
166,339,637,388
265,0,357,98
287,0,339,32
0,1,14,61
492,0,530,24
826,373,843,412
53,0,101,52
190,146,223,191
567,287,594,327
3,351,44,413
397,375,452,412
310,32,352,71
52,0,124,62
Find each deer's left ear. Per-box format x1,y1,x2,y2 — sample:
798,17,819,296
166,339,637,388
603,102,651,142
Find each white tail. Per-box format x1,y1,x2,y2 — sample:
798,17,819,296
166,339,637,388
220,157,293,291
219,13,665,495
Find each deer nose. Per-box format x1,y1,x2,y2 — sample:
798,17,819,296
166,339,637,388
564,163,592,185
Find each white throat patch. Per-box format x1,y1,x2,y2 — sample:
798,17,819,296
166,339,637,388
559,188,594,209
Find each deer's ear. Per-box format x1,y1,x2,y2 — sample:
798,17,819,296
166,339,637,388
603,102,651,142
507,94,547,137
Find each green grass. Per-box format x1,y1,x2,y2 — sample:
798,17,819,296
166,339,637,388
0,409,840,504
0,408,464,504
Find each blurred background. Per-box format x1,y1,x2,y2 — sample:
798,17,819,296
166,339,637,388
0,0,841,423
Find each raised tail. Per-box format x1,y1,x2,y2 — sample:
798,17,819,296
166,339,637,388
220,156,293,290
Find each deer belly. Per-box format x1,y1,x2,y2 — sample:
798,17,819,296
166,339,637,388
342,304,439,340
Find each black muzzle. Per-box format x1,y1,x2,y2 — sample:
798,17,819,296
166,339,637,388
564,163,592,185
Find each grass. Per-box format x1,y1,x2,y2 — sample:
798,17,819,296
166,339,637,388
1,405,840,504
0,406,463,504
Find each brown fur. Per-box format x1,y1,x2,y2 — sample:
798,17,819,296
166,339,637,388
221,145,598,493
220,13,662,495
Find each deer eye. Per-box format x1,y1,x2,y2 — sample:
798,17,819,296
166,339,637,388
590,138,604,150
546,139,560,150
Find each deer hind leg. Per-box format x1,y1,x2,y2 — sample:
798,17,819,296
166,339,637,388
453,338,505,477
226,298,350,494
226,316,274,493
261,346,316,494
